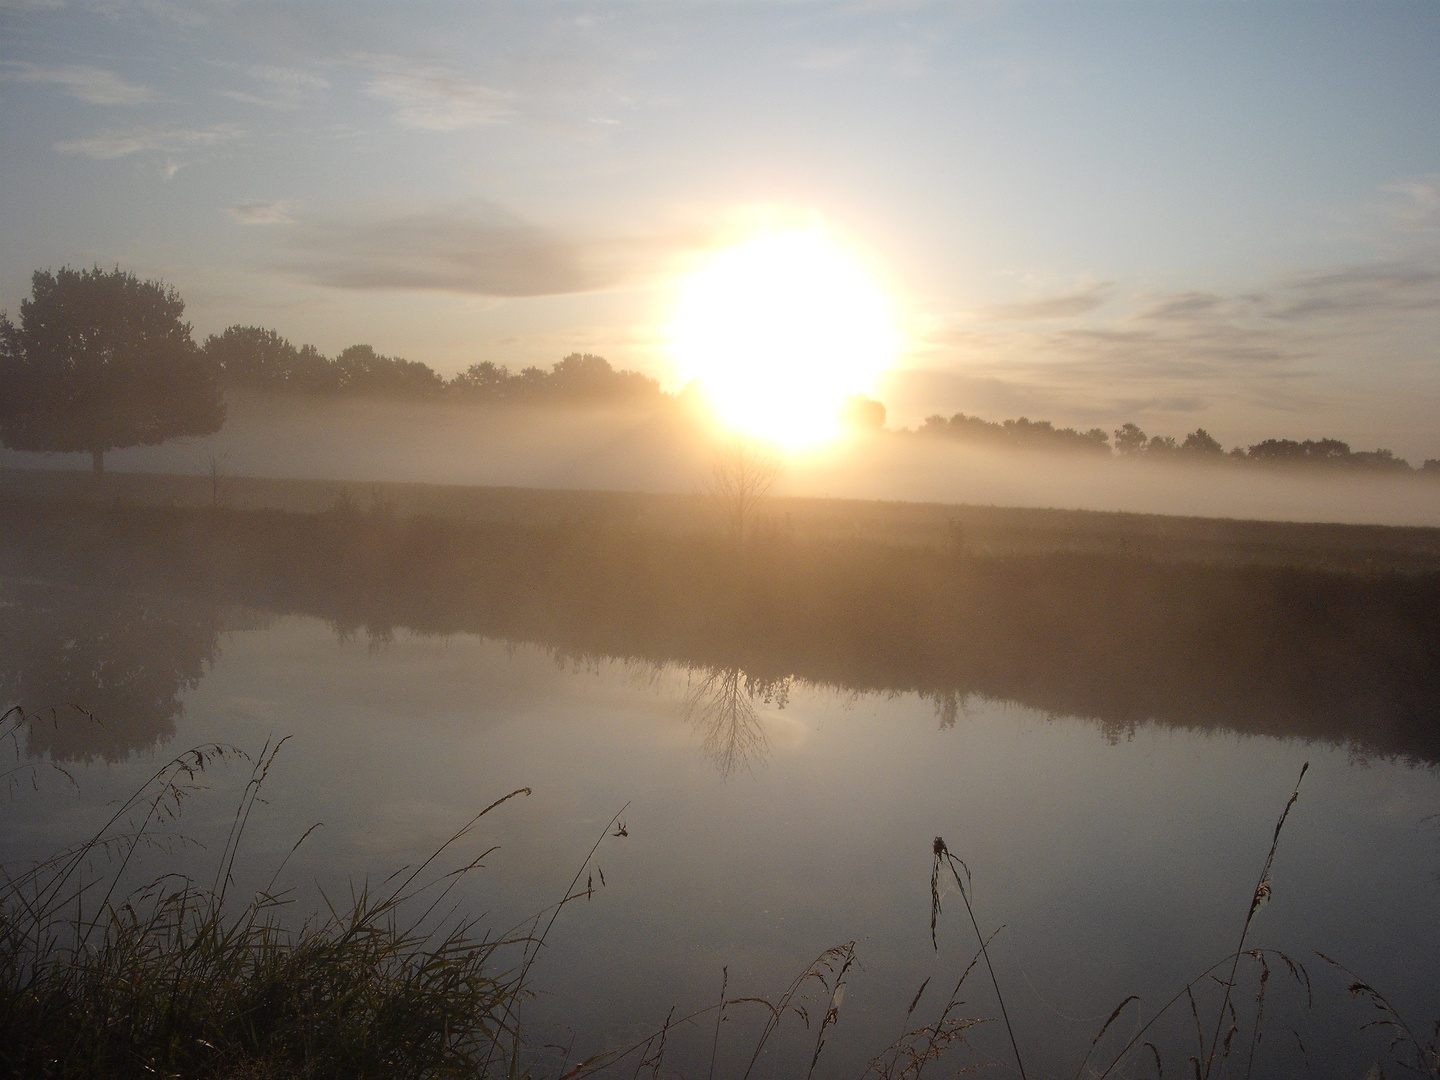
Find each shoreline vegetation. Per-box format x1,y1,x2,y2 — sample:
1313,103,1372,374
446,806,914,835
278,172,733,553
3,469,1437,766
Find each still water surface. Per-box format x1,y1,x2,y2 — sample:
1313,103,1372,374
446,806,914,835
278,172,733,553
4,597,1438,1077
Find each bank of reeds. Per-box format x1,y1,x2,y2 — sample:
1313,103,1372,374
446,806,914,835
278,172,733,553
0,726,539,1079
0,718,993,1080
2,699,963,1080
4,705,1437,1078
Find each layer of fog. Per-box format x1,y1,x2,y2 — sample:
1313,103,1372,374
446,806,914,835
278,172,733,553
3,393,1437,527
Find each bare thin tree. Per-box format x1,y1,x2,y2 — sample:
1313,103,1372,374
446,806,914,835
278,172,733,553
703,437,782,544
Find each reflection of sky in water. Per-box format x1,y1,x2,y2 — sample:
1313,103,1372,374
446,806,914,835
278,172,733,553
5,616,1438,1077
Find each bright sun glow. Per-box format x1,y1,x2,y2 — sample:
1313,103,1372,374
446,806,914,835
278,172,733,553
671,229,898,447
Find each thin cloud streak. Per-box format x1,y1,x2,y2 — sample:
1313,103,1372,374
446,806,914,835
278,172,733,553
54,123,244,158
228,200,297,225
0,60,152,105
984,282,1112,320
905,253,1440,424
351,53,512,131
282,207,663,297
215,63,331,110
287,216,594,296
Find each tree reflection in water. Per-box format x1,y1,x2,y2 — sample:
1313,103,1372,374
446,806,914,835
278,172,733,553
683,666,790,777
0,581,222,762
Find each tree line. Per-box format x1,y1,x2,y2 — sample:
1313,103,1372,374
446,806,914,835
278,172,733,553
203,325,665,405
0,266,666,473
918,412,1440,474
3,265,1437,476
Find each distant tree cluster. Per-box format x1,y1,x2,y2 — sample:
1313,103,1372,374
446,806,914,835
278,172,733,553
1,267,668,472
1112,422,1231,459
1116,422,1426,473
204,325,665,405
915,411,1434,475
919,412,1111,453
450,352,664,404
1243,438,1412,472
916,412,1437,475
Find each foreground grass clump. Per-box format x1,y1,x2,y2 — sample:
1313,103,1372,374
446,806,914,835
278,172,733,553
0,731,530,1080
0,717,991,1080
4,709,1435,1078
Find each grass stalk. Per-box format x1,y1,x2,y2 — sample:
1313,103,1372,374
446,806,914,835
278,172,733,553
931,836,1028,1080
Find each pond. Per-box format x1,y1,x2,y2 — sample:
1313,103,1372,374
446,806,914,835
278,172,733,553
3,576,1437,1078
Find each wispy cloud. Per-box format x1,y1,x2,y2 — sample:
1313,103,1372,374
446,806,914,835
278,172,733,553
0,60,152,105
1134,292,1225,322
85,0,209,27
228,200,297,225
1381,175,1440,233
1131,263,1440,326
351,53,511,131
793,45,864,72
282,205,657,297
984,282,1113,320
55,123,243,158
906,251,1440,426
216,63,330,110
1277,262,1440,319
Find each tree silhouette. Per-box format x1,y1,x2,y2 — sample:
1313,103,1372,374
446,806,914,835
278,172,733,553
203,325,339,393
1181,428,1225,455
841,393,886,431
1146,434,1179,455
448,353,664,404
1113,422,1148,456
0,267,224,474
335,344,446,397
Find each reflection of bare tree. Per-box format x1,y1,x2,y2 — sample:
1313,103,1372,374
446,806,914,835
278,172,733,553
683,666,790,777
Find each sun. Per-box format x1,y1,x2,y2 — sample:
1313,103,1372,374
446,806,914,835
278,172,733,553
670,229,898,447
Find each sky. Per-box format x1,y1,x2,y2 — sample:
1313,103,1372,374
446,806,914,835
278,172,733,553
2,0,1438,460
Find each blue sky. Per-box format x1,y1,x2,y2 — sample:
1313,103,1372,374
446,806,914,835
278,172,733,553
2,0,1437,457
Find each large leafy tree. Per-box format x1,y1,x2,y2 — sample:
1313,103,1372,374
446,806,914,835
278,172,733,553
0,267,225,474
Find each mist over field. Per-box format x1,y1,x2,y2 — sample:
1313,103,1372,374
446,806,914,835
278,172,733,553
4,393,1437,527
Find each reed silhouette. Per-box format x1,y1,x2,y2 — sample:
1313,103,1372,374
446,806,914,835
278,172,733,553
3,721,1434,1076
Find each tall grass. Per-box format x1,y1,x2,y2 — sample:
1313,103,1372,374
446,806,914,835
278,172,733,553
1065,762,1316,1080
0,722,997,1080
0,727,536,1079
3,719,1434,1078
